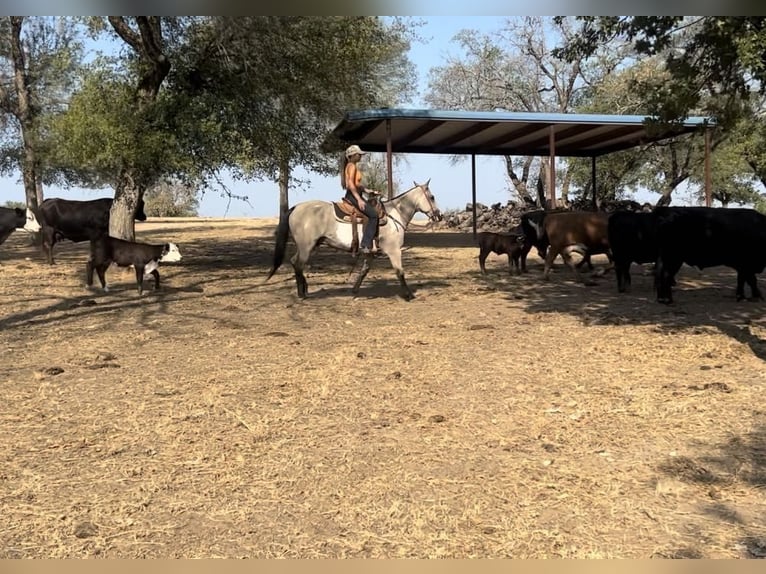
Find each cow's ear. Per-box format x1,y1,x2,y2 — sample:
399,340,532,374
163,243,170,254
14,207,23,216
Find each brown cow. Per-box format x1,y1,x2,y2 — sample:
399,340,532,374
542,211,612,282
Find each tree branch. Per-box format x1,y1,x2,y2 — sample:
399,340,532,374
107,16,142,53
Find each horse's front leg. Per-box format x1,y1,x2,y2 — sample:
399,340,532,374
351,254,372,295
386,249,414,301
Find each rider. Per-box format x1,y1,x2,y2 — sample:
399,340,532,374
341,144,380,254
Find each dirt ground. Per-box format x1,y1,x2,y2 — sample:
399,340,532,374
1,216,766,558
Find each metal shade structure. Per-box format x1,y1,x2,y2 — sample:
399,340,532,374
331,108,709,157
328,108,714,233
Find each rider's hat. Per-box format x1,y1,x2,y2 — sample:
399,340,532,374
345,144,367,158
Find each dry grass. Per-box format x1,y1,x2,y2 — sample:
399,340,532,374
1,217,766,558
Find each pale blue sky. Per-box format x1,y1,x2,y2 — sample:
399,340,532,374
1,16,659,216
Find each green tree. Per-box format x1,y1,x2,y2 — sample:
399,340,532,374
0,17,82,209
49,17,181,240
143,179,199,217
176,17,417,218
50,16,416,234
686,116,761,207
3,200,25,209
359,153,405,196
555,17,766,128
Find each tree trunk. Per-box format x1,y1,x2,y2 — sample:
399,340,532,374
536,162,547,208
560,169,571,204
503,156,535,205
278,157,290,219
8,17,39,211
34,158,44,205
107,17,171,238
656,191,672,207
20,148,36,209
109,169,141,240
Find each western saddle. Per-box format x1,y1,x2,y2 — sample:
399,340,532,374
333,195,388,256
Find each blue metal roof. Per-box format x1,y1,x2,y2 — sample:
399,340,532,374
329,108,712,157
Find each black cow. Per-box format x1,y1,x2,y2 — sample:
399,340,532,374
0,206,41,247
477,228,526,275
654,206,766,303
39,197,147,264
607,210,660,293
86,235,182,296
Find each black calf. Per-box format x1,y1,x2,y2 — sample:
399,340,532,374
86,235,182,295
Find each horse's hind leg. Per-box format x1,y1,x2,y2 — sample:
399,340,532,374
290,249,310,299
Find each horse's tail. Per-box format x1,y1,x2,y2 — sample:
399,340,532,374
266,207,294,281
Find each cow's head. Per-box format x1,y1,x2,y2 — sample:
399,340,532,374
22,207,41,233
160,242,182,263
134,198,148,222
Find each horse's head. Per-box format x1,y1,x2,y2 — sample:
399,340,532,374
414,179,442,222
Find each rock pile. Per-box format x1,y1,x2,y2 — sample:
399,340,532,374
439,198,653,232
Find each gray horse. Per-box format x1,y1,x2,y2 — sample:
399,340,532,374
267,180,442,300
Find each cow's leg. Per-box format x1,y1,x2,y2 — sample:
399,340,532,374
749,275,763,301
96,264,109,292
562,249,584,282
740,271,762,301
135,265,145,296
575,253,593,271
41,227,55,265
0,229,13,246
479,247,489,275
150,269,161,290
85,259,95,288
543,246,560,280
736,270,747,301
656,256,681,304
560,245,590,282
615,260,631,293
511,253,521,275
519,239,534,273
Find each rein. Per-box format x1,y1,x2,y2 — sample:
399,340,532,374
382,183,437,230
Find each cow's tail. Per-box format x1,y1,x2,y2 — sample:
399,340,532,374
266,207,294,281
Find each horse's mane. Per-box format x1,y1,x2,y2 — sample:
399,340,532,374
380,183,426,204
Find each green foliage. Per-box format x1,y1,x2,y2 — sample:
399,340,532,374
48,65,190,189
359,153,404,196
143,179,199,217
0,17,84,187
753,194,766,214
170,17,418,182
3,200,26,209
555,17,766,127
686,115,762,206
44,16,417,207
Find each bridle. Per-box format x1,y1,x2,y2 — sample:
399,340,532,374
381,181,441,232
417,181,440,222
